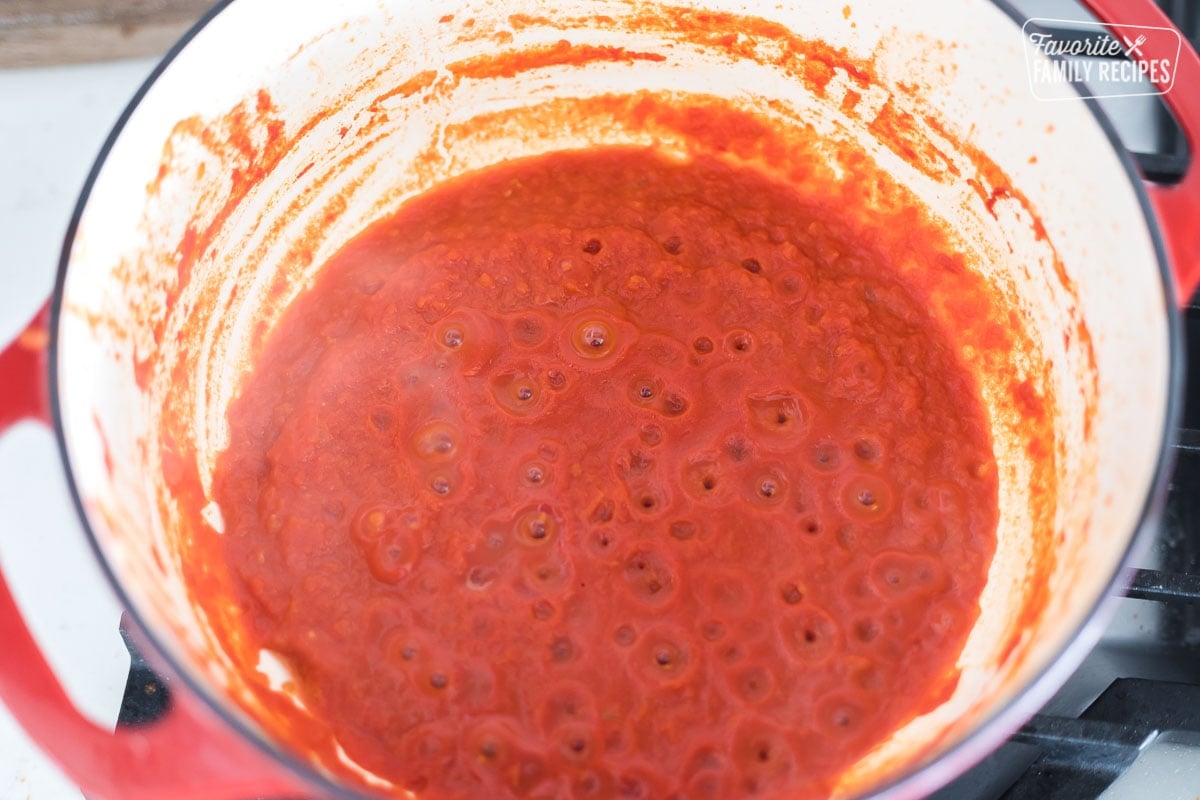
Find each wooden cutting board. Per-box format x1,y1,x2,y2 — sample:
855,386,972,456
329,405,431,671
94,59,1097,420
0,0,217,68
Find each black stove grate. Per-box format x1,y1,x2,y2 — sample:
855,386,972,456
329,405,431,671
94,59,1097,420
933,429,1200,800
1001,678,1200,799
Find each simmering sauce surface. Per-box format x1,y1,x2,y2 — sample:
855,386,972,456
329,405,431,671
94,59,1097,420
211,147,998,799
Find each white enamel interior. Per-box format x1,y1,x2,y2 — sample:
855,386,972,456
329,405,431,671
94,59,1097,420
55,0,1172,797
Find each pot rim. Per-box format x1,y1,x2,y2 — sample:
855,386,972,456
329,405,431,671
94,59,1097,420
46,1,1187,798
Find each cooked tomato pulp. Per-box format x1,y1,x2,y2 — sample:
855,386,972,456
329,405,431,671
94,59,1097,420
210,147,998,798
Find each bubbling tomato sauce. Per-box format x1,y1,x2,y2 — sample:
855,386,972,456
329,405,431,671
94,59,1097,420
209,147,998,799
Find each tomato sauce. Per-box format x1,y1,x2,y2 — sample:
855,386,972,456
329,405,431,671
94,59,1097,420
208,146,998,799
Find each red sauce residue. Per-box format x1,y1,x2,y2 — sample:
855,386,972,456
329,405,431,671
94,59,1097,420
448,41,667,81
186,145,999,799
841,88,861,114
128,89,289,390
91,412,115,477
370,70,439,108
868,99,961,179
508,13,556,30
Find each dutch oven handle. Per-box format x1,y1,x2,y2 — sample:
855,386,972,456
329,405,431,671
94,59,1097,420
0,304,307,800
1084,0,1200,306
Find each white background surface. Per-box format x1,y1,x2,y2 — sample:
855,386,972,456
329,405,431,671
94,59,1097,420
0,57,157,800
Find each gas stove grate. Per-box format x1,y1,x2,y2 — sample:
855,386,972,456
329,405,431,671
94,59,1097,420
934,675,1200,800
999,678,1200,799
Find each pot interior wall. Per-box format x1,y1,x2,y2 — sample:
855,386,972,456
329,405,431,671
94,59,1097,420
56,0,1172,796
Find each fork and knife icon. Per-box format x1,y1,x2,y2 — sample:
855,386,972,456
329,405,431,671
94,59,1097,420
1121,33,1148,59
